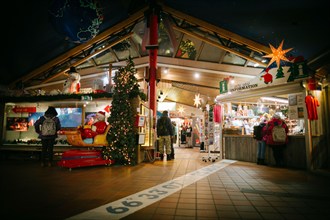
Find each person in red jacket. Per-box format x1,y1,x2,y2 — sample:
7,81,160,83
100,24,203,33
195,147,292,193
264,114,289,167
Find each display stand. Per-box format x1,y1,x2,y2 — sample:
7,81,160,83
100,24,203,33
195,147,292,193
202,105,220,162
138,105,155,163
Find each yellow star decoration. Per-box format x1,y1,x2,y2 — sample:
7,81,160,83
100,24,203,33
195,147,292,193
193,93,202,107
178,105,185,114
263,40,293,68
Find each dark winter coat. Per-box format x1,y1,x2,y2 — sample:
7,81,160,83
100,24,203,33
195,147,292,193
157,112,174,137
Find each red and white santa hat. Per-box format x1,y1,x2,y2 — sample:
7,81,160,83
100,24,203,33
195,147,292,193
96,111,106,119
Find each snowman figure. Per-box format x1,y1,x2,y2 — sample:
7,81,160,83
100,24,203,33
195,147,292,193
63,67,81,94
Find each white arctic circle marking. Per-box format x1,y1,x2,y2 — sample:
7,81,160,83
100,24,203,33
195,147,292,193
67,159,236,220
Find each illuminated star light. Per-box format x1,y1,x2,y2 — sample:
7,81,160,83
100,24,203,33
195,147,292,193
263,40,293,68
193,93,202,107
178,105,185,114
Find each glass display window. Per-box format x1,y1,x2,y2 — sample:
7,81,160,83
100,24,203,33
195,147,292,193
2,100,112,145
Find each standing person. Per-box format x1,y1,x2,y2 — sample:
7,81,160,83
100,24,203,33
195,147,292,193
170,121,177,159
34,106,61,167
265,114,288,167
157,111,174,161
180,125,186,145
253,117,268,165
186,123,192,147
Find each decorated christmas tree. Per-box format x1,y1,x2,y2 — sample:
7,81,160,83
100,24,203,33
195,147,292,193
102,57,144,165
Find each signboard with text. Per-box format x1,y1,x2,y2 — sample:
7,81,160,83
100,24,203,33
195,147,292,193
218,59,309,95
12,107,36,113
219,80,228,94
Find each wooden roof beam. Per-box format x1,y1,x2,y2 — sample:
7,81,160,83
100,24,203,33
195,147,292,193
42,32,134,83
10,6,147,88
173,26,267,67
162,5,271,55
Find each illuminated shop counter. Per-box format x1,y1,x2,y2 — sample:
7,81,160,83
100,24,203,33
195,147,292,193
222,134,307,169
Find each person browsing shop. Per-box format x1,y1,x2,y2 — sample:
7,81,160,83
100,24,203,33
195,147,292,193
264,114,288,167
253,117,268,165
157,111,174,161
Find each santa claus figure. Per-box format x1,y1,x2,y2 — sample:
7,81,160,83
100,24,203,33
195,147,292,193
80,111,108,140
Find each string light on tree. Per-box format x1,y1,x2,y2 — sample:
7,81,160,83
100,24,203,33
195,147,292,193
263,40,293,68
102,56,146,166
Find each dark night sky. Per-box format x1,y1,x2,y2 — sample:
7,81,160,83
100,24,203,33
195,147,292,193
1,0,329,86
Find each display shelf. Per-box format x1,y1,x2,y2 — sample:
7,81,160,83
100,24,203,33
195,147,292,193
285,119,304,135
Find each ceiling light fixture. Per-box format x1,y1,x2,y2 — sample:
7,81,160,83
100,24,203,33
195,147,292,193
261,96,288,104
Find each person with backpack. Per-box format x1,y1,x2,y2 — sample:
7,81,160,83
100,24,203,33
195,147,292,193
264,114,288,167
157,111,174,161
35,106,61,167
253,117,268,165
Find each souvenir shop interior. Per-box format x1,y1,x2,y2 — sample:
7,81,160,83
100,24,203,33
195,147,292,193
221,95,305,136
214,79,327,169
159,102,204,148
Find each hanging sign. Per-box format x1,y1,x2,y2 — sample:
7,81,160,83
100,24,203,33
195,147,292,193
219,80,228,94
81,95,93,101
217,56,309,96
229,62,309,93
12,106,36,113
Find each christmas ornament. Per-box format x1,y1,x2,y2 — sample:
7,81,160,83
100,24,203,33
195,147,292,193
263,40,293,68
178,105,185,114
193,94,202,107
260,68,273,84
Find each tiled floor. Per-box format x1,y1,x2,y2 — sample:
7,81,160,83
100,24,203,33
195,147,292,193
1,146,330,220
